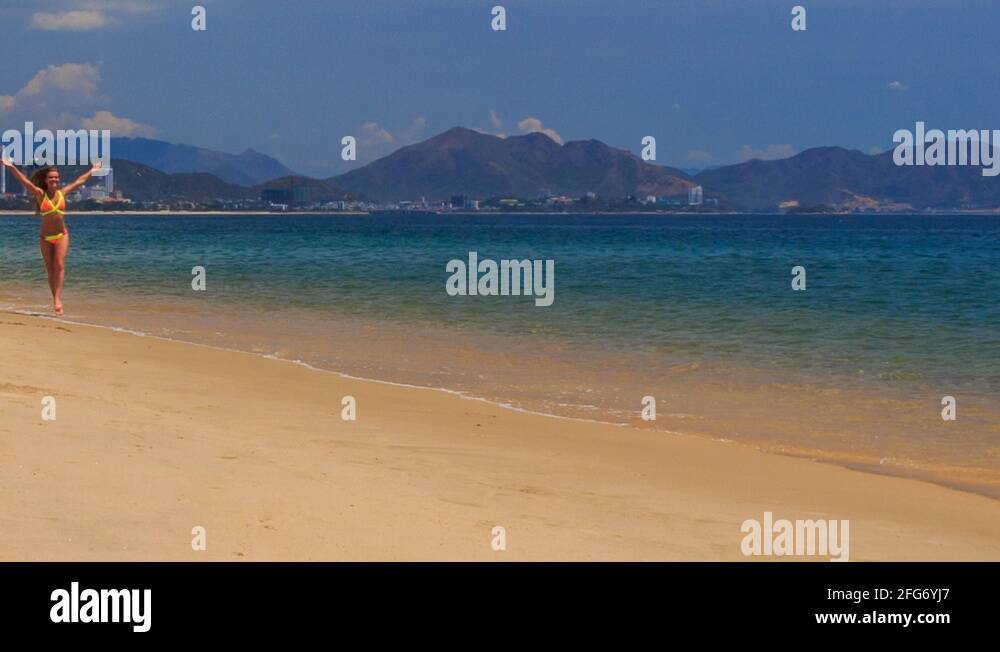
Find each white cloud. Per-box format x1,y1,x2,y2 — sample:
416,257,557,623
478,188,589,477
0,62,155,137
356,117,428,161
474,110,506,137
887,80,909,91
1,63,104,117
29,1,164,31
738,144,796,161
31,10,115,31
359,121,396,145
20,63,102,98
517,117,564,144
82,110,156,136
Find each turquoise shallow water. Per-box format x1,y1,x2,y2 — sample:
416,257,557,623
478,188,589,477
2,212,998,391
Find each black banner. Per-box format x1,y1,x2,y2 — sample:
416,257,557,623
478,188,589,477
0,562,993,640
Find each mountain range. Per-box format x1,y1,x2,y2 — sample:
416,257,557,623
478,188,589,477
109,137,296,186
329,127,694,201
16,130,999,210
28,160,354,204
694,146,1000,210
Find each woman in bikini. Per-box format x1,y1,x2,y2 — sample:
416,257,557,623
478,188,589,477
1,157,102,315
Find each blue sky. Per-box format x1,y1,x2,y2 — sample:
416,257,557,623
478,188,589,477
2,0,998,178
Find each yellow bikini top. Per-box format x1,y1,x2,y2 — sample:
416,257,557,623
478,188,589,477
39,190,66,217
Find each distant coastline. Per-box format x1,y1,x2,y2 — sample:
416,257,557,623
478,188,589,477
0,210,370,217
7,128,1000,214
2,209,1000,217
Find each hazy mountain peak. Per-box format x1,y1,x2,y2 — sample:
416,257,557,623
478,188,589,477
331,126,692,201
109,137,296,186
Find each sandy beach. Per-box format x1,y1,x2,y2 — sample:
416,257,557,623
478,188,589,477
0,312,997,561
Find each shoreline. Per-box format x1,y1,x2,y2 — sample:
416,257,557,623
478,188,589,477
2,310,998,560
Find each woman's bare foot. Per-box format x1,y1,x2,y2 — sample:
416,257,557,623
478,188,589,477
54,300,64,316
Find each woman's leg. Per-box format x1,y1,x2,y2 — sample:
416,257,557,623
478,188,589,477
39,238,56,299
51,234,70,315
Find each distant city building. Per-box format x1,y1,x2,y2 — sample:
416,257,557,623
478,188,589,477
584,191,597,200
656,196,684,206
91,166,114,195
451,194,470,209
687,185,704,206
645,195,657,204
538,188,552,201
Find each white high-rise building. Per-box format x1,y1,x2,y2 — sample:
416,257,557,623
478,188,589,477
687,185,703,206
89,165,114,198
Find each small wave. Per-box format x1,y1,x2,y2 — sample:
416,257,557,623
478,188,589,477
2,306,632,428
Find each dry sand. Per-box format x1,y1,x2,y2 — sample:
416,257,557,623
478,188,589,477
1,312,998,561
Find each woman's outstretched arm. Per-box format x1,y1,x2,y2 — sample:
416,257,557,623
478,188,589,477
0,156,44,201
62,160,103,195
